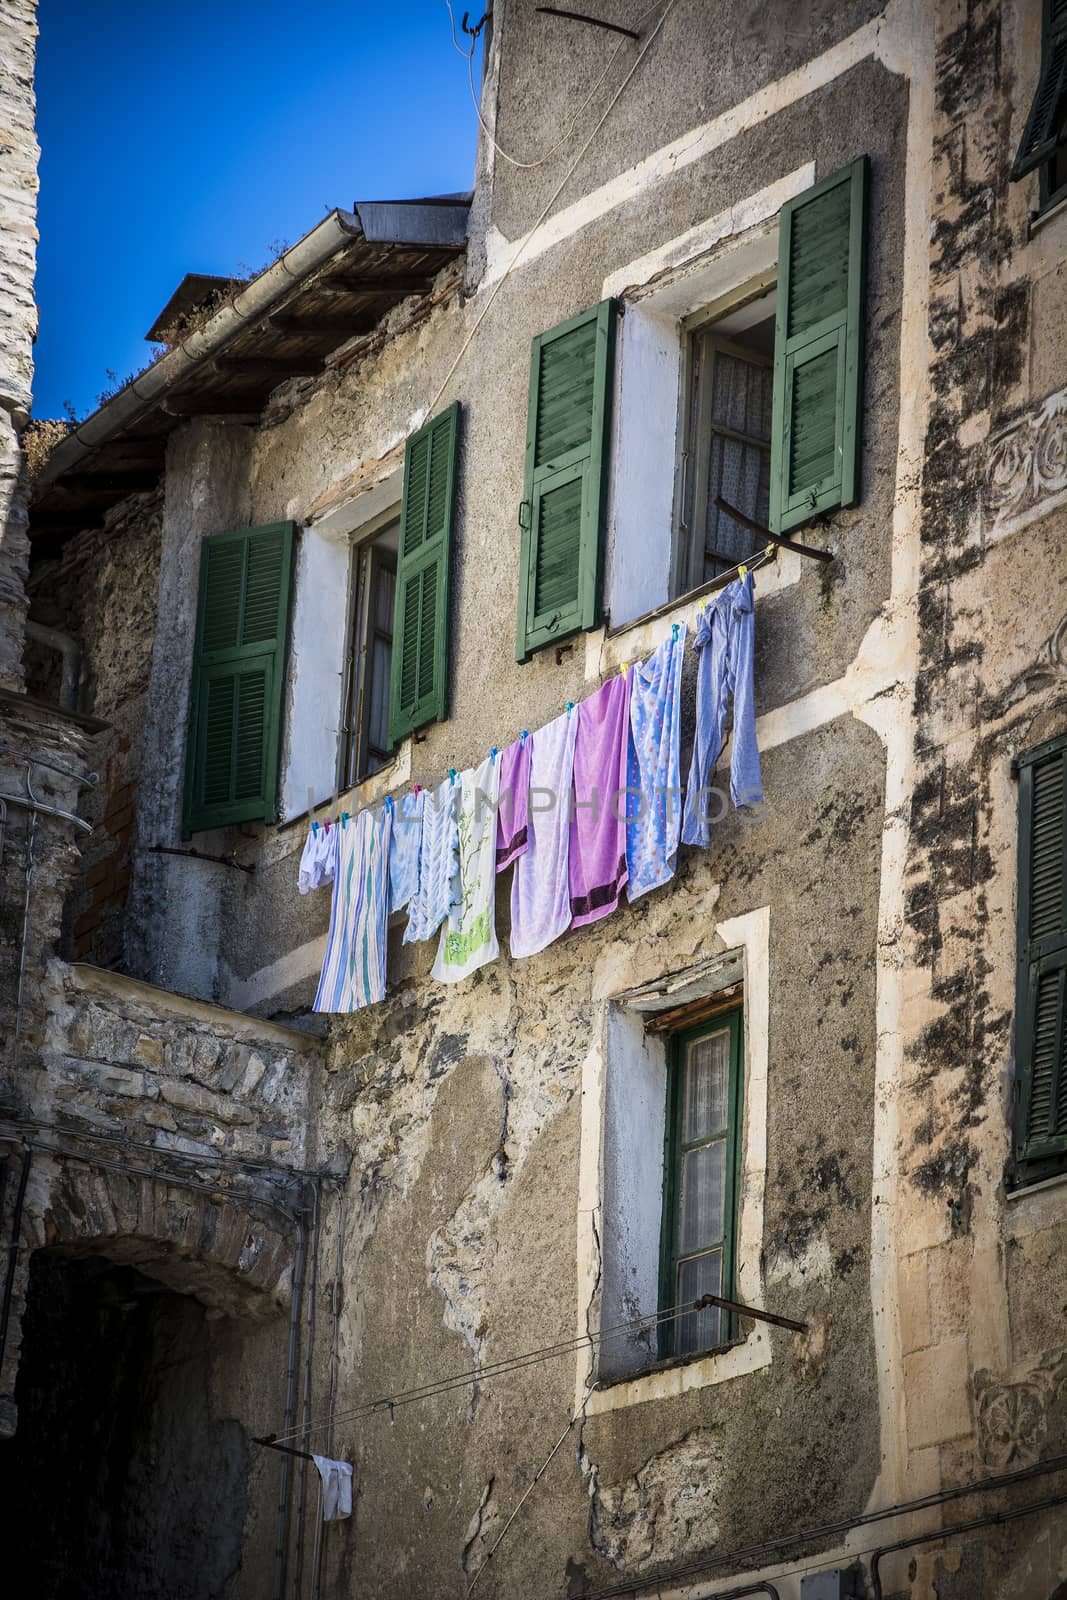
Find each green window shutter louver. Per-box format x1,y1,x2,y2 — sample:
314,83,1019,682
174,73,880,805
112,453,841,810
387,401,460,746
516,299,616,662
769,157,868,536
183,521,295,836
1013,735,1067,1180
1011,0,1067,180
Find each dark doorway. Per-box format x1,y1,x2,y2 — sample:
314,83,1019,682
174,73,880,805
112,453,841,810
0,1251,250,1598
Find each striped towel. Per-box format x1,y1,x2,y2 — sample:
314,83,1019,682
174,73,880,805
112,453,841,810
313,803,393,1012
403,776,459,944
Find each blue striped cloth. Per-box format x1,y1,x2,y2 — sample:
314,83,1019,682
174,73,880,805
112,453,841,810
313,803,393,1012
403,776,459,945
625,623,687,900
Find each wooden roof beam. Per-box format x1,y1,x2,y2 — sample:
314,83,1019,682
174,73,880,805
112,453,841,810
321,272,434,295
267,313,378,338
211,355,323,379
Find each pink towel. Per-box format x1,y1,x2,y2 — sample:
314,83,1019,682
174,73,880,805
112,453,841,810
569,675,631,928
496,734,532,873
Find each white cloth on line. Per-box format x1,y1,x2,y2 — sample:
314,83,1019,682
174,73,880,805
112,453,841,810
432,753,501,983
311,1453,353,1521
298,824,337,894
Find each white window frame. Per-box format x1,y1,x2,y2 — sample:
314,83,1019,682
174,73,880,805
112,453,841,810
598,166,815,639
574,906,772,1415
278,467,407,822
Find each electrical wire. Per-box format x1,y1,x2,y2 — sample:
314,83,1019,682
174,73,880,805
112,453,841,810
466,1377,597,1594
265,1291,745,1447
567,1453,1067,1599
423,0,679,429
445,0,659,171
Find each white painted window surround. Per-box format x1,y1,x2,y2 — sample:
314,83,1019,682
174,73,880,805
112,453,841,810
575,906,772,1415
600,165,816,632
278,470,403,823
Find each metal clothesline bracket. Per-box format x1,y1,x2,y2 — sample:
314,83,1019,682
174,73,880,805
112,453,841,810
714,496,834,565
694,1293,809,1335
254,1432,317,1464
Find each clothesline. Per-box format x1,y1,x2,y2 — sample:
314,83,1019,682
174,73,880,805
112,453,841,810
299,568,765,1012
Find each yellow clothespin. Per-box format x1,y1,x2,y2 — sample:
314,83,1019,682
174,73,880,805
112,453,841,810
619,661,630,677
739,564,749,581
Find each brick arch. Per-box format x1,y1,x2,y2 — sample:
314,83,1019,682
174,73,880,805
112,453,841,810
29,1161,296,1318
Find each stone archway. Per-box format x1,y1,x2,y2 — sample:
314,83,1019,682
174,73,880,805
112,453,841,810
0,1155,298,1599
32,1159,296,1317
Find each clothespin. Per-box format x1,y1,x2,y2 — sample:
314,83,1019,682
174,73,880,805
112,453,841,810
738,564,748,581
449,767,457,786
341,811,349,828
671,622,680,641
619,661,630,677
413,782,422,796
565,701,574,715
384,794,394,812
520,729,529,745
489,746,498,763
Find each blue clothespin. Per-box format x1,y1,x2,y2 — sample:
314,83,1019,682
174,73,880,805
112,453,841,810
384,794,394,811
341,811,349,828
520,729,529,744
489,746,498,763
566,701,574,715
449,767,457,785
311,820,318,834
672,622,680,641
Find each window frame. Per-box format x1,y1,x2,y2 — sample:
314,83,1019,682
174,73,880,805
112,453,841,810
672,272,777,602
1013,0,1067,208
337,505,400,794
657,1006,745,1362
1011,731,1067,1188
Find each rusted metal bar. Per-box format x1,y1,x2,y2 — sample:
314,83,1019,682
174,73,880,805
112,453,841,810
536,6,641,39
148,842,253,874
714,495,834,563
695,1293,808,1334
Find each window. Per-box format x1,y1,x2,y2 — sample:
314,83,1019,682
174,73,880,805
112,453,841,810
1012,734,1067,1186
338,514,398,790
659,1010,744,1357
1011,0,1067,213
182,521,294,836
677,286,776,591
604,159,868,631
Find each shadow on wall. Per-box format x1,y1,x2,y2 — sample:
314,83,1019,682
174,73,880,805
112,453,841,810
0,1253,249,1599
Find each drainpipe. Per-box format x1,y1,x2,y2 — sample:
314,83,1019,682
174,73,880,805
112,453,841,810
37,210,367,490
24,621,80,711
0,1144,32,1373
274,1212,308,1600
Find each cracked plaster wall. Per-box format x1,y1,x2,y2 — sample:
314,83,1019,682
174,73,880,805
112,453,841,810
15,1,1067,1595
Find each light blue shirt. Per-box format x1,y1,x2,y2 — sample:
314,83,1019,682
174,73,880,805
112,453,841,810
682,572,763,848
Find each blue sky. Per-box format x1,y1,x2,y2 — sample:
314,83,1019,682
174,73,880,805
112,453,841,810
34,1,481,420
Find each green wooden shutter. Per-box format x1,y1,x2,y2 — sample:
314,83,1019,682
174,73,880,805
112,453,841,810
1011,0,1067,180
1013,735,1067,1180
769,157,868,536
516,299,616,662
183,522,295,836
387,402,460,746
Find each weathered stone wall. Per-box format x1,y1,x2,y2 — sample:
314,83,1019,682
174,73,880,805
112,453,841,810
0,0,38,687
15,0,1067,1595
38,961,320,1174
882,1,1067,1594
25,490,164,965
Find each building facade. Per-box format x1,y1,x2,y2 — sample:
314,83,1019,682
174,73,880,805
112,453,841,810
2,1,1067,1596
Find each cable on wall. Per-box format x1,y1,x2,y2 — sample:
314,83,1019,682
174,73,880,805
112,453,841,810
422,0,680,430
